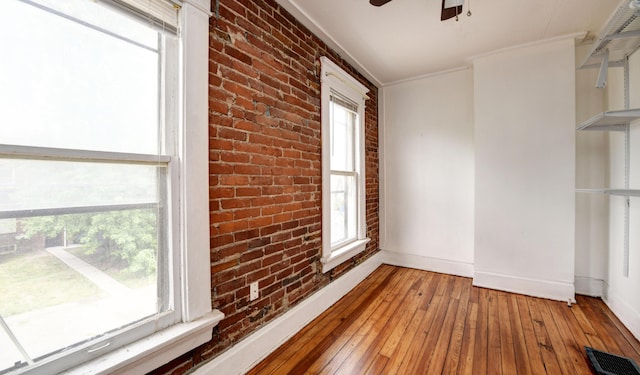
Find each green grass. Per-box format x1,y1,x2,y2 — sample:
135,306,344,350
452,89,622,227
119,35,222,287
0,250,104,317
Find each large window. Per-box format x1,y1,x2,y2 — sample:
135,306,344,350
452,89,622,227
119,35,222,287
320,57,370,272
0,0,220,374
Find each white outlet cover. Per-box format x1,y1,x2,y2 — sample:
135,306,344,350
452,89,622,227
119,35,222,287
250,282,259,301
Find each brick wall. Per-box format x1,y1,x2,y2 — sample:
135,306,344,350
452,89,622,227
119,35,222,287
151,0,378,372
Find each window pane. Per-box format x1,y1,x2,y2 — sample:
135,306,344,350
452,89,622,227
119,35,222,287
0,159,160,214
0,0,174,372
0,0,161,154
330,102,356,172
330,174,357,246
0,208,160,368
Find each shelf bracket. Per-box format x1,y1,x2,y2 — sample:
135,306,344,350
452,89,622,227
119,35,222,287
596,49,609,88
605,28,640,40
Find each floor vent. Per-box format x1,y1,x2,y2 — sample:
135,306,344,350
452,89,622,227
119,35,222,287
586,347,640,375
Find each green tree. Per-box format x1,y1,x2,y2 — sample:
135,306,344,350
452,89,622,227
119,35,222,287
18,209,158,275
17,214,89,245
84,210,158,275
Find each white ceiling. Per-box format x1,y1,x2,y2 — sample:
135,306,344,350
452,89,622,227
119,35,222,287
277,0,622,85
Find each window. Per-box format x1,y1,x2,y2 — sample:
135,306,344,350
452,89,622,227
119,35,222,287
320,57,370,273
0,1,220,374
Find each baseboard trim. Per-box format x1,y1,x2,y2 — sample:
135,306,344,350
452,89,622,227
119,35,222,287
574,276,604,297
381,250,474,278
193,252,384,375
473,270,575,303
603,288,640,342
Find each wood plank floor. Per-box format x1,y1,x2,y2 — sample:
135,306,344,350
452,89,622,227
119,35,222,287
247,265,640,374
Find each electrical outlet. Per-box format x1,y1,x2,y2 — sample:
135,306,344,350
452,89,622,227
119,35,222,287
250,281,259,301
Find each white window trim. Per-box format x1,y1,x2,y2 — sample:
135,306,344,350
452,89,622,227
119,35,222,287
58,1,223,374
320,56,370,273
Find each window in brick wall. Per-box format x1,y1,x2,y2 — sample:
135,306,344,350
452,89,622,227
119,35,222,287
0,0,220,373
320,57,370,273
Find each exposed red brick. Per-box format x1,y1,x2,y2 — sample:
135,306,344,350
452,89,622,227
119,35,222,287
149,0,378,372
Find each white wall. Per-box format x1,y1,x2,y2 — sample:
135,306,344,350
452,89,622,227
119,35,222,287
380,69,475,276
472,38,577,302
379,37,619,307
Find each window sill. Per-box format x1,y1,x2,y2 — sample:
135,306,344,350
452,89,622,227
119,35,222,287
321,238,370,273
63,310,224,375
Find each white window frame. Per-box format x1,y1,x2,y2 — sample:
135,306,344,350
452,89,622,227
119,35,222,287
320,56,370,273
0,1,223,374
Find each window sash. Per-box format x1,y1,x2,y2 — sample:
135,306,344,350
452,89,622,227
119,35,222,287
0,144,171,164
0,146,177,373
0,144,170,219
329,171,358,249
0,0,180,372
3,0,179,156
329,92,359,249
329,96,357,173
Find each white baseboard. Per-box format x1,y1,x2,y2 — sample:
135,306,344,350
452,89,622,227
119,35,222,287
574,276,604,297
193,252,384,375
603,288,640,342
380,250,474,278
473,270,575,303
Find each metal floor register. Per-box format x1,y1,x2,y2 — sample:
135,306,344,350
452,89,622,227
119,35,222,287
585,347,640,375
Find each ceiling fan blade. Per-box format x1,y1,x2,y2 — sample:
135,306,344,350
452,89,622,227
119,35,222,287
370,0,393,6
441,0,463,20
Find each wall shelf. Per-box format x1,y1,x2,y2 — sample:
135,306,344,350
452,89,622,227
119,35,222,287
578,4,640,69
577,1,640,278
577,108,640,131
576,188,640,197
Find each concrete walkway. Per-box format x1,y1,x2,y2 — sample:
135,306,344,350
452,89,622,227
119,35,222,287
46,246,130,296
0,248,156,369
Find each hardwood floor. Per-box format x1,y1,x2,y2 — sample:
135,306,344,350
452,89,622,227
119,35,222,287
247,265,640,374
